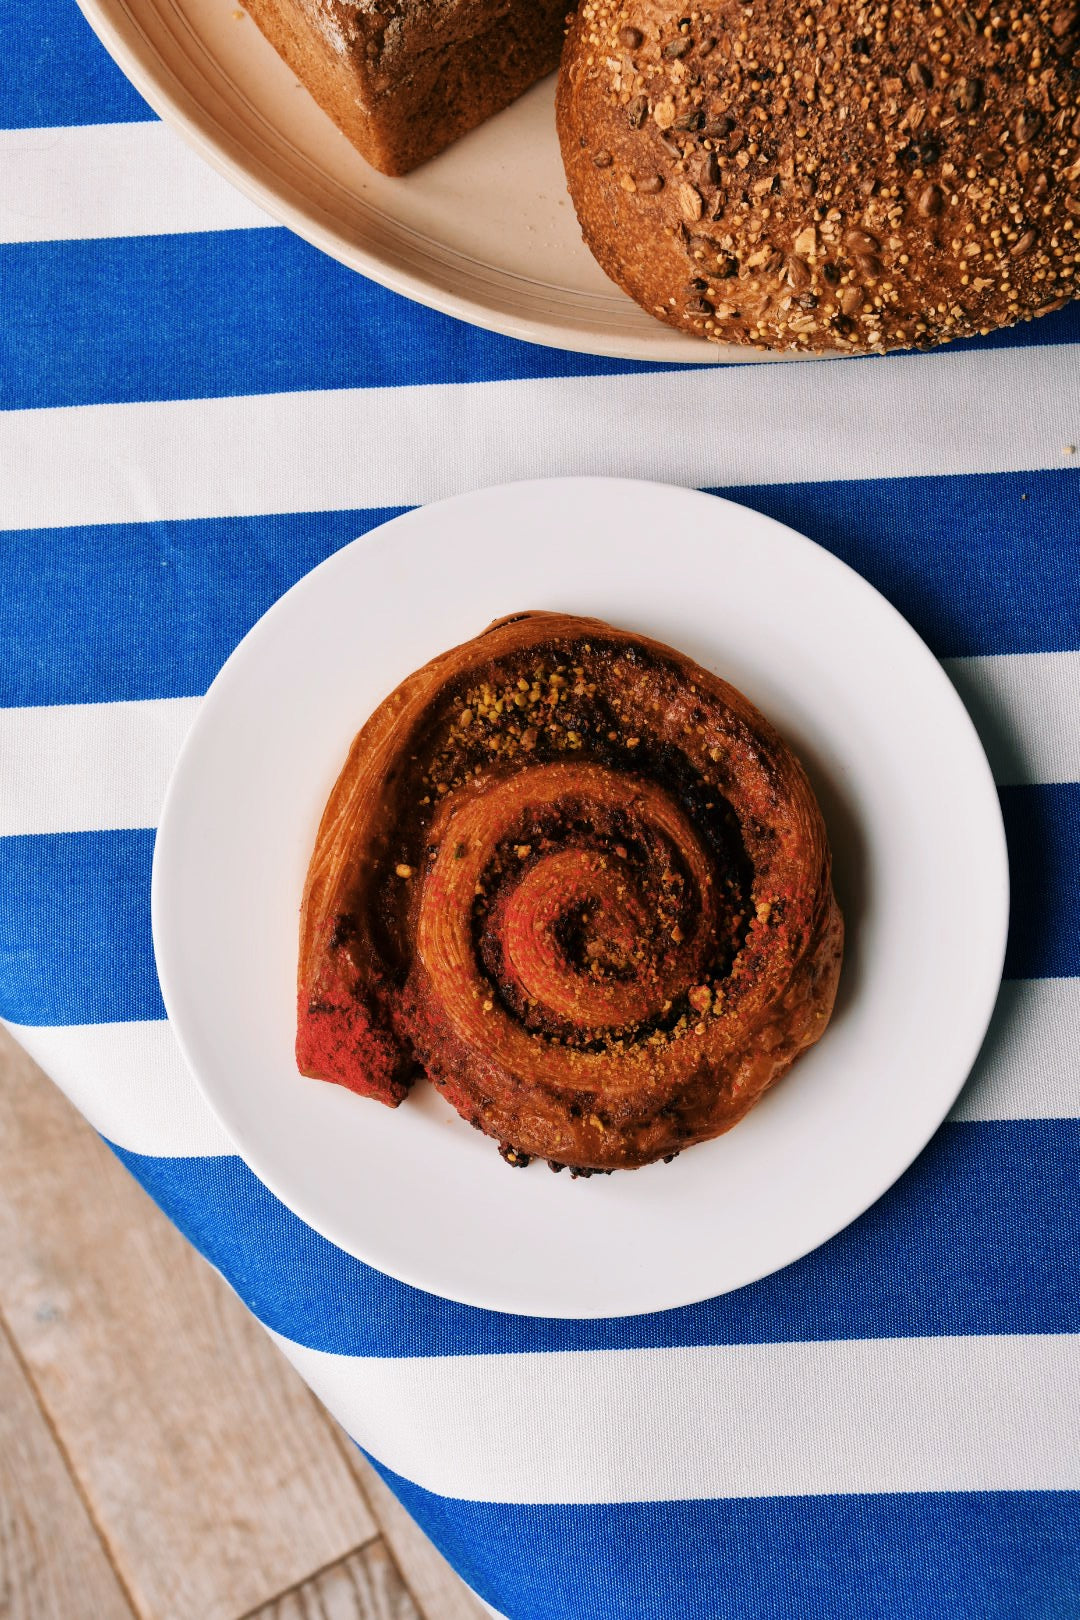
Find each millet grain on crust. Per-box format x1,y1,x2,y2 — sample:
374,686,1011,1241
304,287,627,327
556,0,1080,352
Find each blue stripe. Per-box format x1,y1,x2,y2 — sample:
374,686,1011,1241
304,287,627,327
0,0,153,128
0,786,1069,1023
0,232,670,411
0,830,163,1024
367,1465,1080,1620
0,508,405,708
111,1119,1080,1355
709,466,1080,659
1002,785,1080,979
969,299,1080,351
4,232,1080,411
0,783,1069,1023
3,470,1080,711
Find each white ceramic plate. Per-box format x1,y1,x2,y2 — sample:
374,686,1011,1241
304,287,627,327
152,479,1008,1318
76,0,790,362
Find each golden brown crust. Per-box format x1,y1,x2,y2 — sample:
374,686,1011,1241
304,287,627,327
242,0,566,175
556,0,1080,352
297,612,843,1171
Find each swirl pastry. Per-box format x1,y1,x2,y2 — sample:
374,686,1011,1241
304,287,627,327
297,612,843,1172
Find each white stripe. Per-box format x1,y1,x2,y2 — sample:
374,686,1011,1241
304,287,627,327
271,1333,1080,1502
2,1019,233,1157
7,973,1076,1168
1,653,1076,839
0,123,273,243
950,978,1080,1121
3,344,1078,529
0,698,199,836
5,975,1076,1165
944,651,1080,786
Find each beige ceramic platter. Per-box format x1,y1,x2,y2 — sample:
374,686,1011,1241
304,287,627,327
74,0,791,360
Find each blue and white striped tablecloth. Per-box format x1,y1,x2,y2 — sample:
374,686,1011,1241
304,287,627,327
2,3,1080,1613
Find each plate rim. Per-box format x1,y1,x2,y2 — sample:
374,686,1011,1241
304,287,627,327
151,477,1010,1317
72,0,807,365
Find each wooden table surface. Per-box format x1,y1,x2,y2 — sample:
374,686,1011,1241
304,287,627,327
0,1026,488,1620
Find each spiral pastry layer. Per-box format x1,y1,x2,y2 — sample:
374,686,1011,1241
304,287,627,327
297,611,843,1172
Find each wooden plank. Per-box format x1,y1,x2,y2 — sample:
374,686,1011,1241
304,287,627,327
337,1452,490,1620
244,1540,421,1620
0,1315,136,1620
0,1028,376,1620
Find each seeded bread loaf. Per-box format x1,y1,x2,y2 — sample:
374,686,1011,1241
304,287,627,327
243,0,567,175
556,0,1080,352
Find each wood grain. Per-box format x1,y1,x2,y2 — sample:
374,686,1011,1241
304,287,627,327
243,1541,421,1620
0,1314,136,1620
335,1450,490,1620
0,1027,376,1620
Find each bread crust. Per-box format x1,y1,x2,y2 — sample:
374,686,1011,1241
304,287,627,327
297,611,843,1172
243,0,566,175
556,0,1080,352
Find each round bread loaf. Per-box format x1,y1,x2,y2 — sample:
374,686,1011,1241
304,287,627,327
556,0,1080,353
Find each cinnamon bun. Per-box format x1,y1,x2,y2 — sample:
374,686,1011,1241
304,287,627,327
297,611,843,1171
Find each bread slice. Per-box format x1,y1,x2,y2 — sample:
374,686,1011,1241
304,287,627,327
243,0,568,176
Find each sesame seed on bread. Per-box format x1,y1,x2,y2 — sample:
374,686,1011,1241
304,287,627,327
555,0,1080,353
